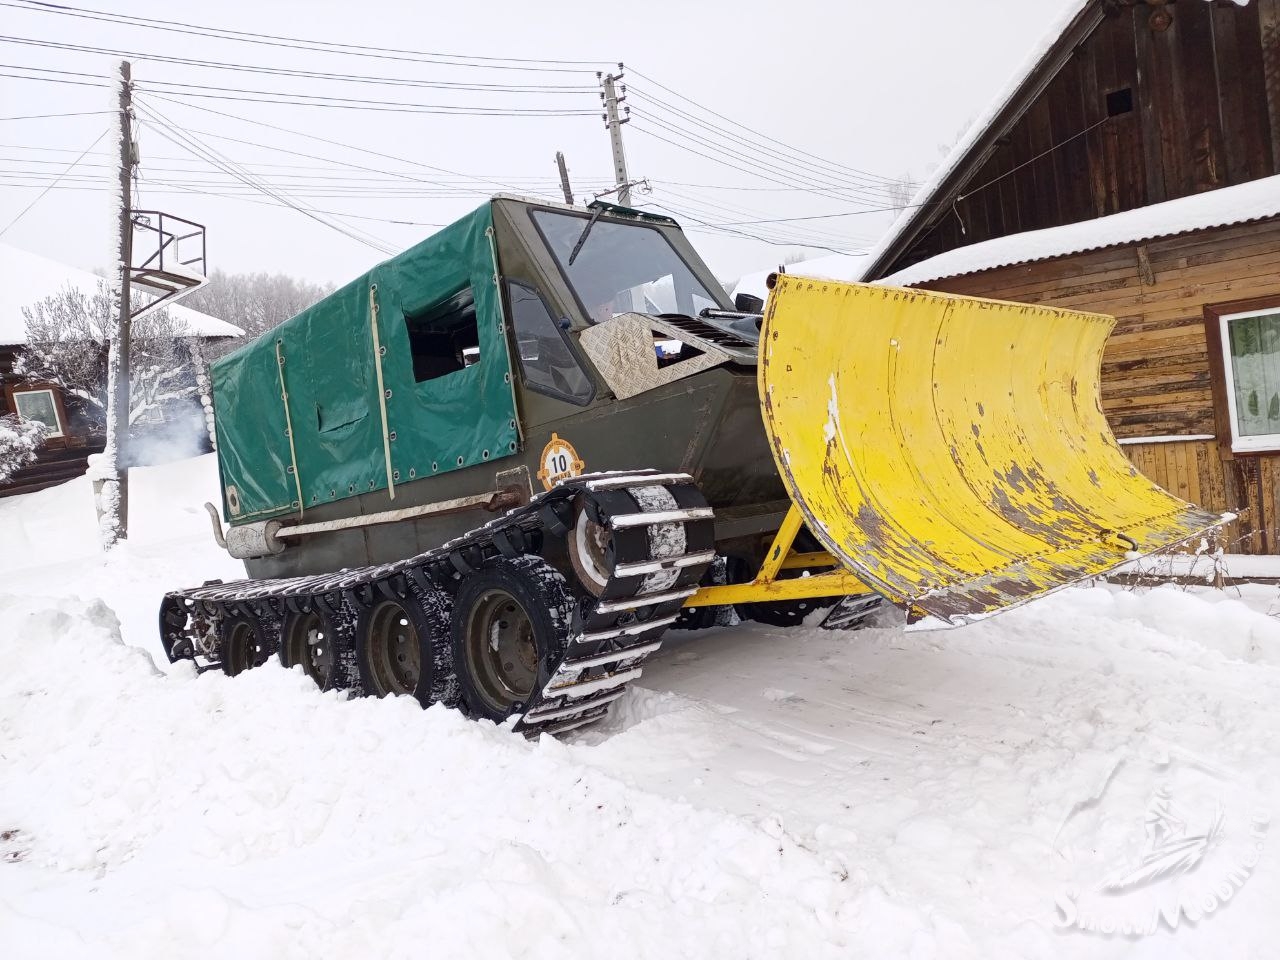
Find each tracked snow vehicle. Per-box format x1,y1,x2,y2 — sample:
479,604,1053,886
160,196,1225,733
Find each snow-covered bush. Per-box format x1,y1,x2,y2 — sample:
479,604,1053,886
0,414,45,484
16,282,198,427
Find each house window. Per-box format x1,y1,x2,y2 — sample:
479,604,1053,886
1106,87,1134,117
12,388,64,438
1219,306,1280,451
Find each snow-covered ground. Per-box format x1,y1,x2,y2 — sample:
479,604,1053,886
2,455,1279,958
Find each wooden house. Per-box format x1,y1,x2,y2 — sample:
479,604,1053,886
859,0,1280,553
0,243,242,496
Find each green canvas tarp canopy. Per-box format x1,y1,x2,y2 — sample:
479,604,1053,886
212,202,519,524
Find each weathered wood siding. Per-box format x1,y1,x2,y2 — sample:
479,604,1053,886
922,218,1280,552
0,345,104,497
894,0,1280,272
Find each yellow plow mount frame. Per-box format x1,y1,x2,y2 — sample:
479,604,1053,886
684,502,874,608
745,276,1225,626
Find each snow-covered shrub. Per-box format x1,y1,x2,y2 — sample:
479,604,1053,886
0,415,45,484
16,282,198,427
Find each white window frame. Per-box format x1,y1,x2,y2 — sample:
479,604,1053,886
12,387,65,439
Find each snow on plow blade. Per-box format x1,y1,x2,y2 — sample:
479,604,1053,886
759,276,1227,626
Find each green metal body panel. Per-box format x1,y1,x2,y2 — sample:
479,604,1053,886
221,196,786,581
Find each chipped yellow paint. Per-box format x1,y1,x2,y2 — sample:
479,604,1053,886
759,276,1226,625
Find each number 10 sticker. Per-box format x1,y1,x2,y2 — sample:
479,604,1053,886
537,433,585,490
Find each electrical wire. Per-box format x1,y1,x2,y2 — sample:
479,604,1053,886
0,175,453,227
0,127,104,236
3,0,610,73
0,67,107,87
631,119,872,207
0,145,617,183
133,78,598,116
0,35,599,93
652,185,876,248
137,92,545,196
631,109,889,205
628,66,893,185
0,108,112,120
628,86,892,192
136,100,399,255
648,200,863,255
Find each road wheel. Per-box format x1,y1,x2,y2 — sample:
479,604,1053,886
451,556,573,722
279,603,353,691
219,613,268,677
354,581,451,707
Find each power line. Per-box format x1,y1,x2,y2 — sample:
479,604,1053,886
628,66,894,185
133,78,598,116
0,171,586,200
646,200,864,255
0,127,104,236
135,99,399,256
0,144,617,181
644,189,869,249
3,0,610,73
0,62,597,114
137,92,545,196
654,183,875,246
0,35,599,93
628,87,892,193
630,118,881,207
0,108,112,120
0,66,108,87
631,109,889,205
0,175,454,227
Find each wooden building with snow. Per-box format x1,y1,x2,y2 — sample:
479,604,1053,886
860,0,1280,553
0,243,242,496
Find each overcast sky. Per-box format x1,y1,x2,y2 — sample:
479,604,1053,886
0,0,1072,287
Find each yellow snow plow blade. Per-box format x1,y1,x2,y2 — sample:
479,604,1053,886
759,276,1226,625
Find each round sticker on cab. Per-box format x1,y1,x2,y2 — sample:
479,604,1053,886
537,433,585,490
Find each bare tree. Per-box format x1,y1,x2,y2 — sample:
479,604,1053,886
0,415,45,484
16,282,198,427
182,269,333,353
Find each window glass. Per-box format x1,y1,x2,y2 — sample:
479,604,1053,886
506,280,593,404
403,285,480,383
531,209,726,324
13,389,62,437
1225,310,1280,443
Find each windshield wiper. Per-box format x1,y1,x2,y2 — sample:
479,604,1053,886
567,206,604,266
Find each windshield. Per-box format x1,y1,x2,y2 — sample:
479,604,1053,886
532,209,727,324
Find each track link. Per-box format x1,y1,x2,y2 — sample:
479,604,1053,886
160,470,716,735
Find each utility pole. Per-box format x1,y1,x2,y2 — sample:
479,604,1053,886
99,59,134,547
599,67,631,206
555,151,574,205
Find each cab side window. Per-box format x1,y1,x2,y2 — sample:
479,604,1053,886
506,280,594,404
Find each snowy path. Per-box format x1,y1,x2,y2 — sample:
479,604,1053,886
2,456,1279,958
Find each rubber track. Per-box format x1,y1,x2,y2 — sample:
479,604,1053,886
159,471,716,736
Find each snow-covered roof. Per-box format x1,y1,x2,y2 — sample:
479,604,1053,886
859,0,1252,282
0,243,243,346
733,253,872,301
883,172,1280,286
